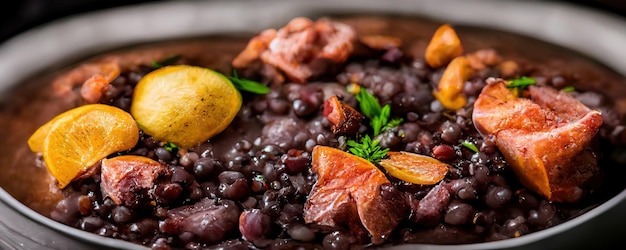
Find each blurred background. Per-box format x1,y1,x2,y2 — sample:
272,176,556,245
0,0,625,44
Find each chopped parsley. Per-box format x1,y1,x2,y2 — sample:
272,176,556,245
347,135,389,163
461,140,479,153
163,142,179,152
226,70,270,95
151,55,181,68
507,76,536,89
345,87,403,163
355,88,403,136
562,86,576,92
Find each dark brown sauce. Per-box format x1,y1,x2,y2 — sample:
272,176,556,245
0,15,625,238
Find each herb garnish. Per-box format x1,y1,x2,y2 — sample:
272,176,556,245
507,76,536,89
151,55,181,68
355,88,403,136
345,88,403,163
347,135,389,163
461,140,479,153
163,142,179,152
562,86,575,92
227,70,271,95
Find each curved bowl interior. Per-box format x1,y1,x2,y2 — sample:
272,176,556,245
1,1,626,249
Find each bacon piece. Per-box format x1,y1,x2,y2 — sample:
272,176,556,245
304,146,407,244
233,17,357,83
322,96,364,135
52,61,120,102
472,79,603,202
232,29,278,68
100,155,168,207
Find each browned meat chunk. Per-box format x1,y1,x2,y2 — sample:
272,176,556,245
472,79,603,202
232,17,357,83
161,198,240,244
322,96,364,135
410,183,451,225
52,61,119,103
100,155,168,207
304,146,407,244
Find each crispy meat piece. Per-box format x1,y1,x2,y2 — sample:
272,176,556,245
322,96,364,135
472,79,603,202
100,155,168,208
233,17,357,83
304,146,407,244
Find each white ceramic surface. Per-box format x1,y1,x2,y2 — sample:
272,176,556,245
1,1,625,249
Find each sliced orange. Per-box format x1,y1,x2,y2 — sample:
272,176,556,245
380,151,449,185
28,104,139,188
130,65,242,149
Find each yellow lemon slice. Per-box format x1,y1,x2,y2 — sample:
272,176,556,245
130,65,242,148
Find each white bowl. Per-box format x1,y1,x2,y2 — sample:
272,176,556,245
1,1,625,249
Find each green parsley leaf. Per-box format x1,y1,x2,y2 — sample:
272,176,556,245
461,140,479,153
507,76,536,89
562,86,575,92
151,55,181,68
383,118,404,132
347,134,389,163
227,70,270,94
355,88,382,119
355,88,402,136
163,142,179,152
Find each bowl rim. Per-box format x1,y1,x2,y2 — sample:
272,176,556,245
1,0,626,249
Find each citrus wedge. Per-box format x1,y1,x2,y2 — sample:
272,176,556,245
130,65,242,148
28,104,139,188
380,151,449,185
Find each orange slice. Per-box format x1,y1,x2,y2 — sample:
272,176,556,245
130,65,242,148
28,104,139,188
380,151,449,185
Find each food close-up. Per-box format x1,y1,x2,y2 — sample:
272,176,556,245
1,1,626,250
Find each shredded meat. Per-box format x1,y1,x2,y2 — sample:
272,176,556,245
472,78,603,202
232,17,357,83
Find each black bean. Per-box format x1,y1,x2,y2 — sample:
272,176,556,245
151,238,171,250
516,189,539,210
440,120,462,144
218,179,249,200
323,231,357,250
484,185,512,209
282,149,310,174
193,157,217,180
128,218,158,237
287,224,316,242
155,183,183,202
445,200,474,225
239,209,272,241
219,171,246,184
112,206,134,224
50,193,83,226
171,167,195,187
155,147,172,161
180,151,199,169
79,216,105,232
